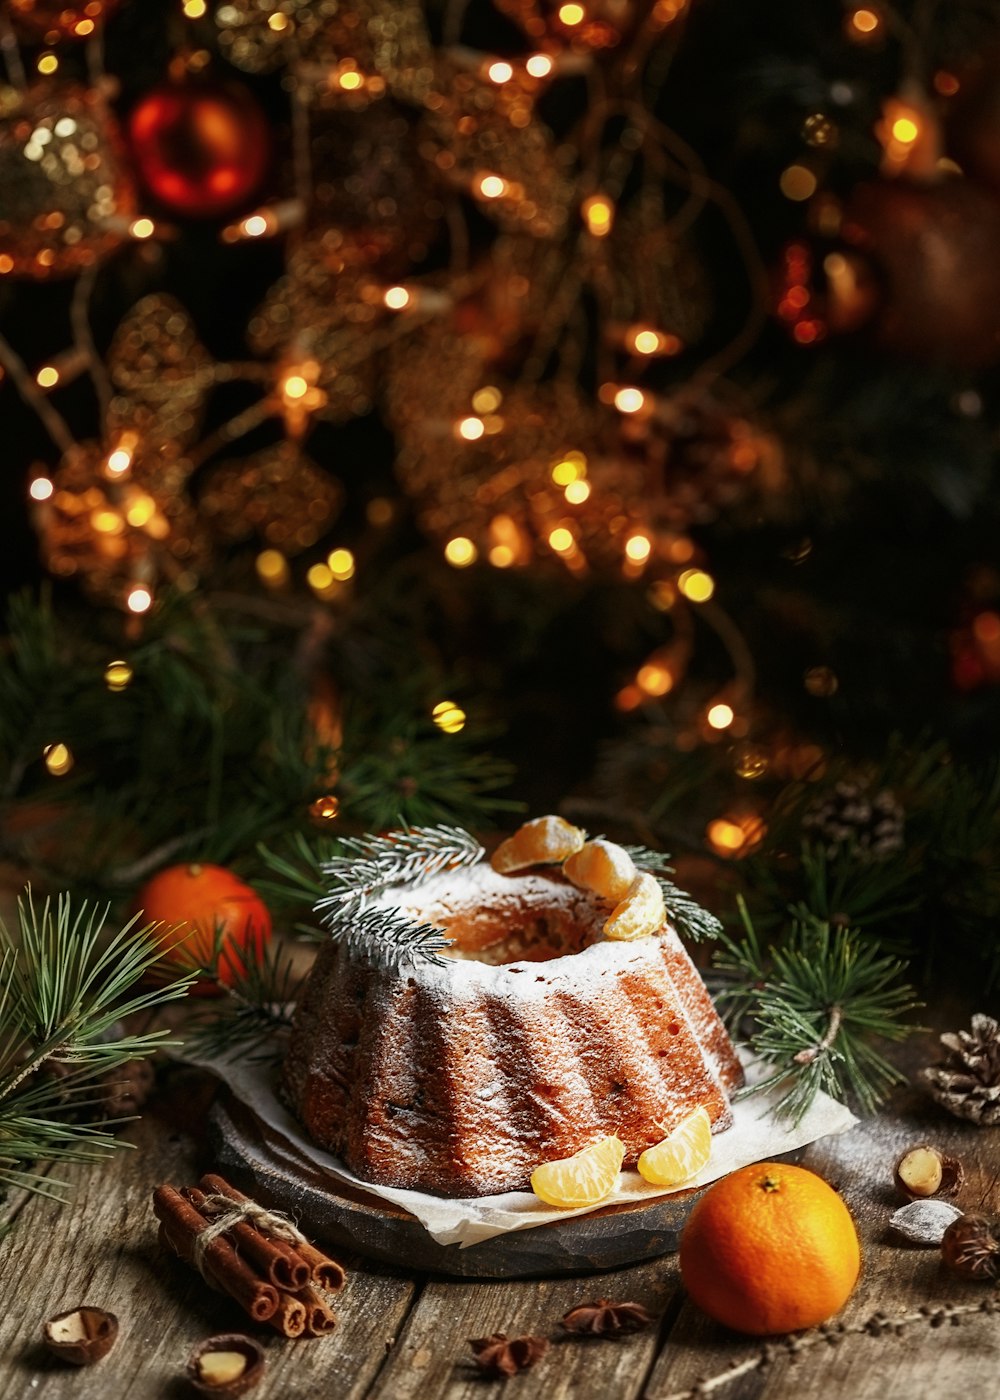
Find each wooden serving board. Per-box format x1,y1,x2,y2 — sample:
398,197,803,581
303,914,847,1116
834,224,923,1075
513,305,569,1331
206,1091,709,1279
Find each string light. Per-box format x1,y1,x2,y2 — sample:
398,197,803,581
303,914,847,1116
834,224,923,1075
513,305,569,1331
283,374,309,400
129,218,156,239
182,0,208,15
37,54,59,75
706,813,766,858
526,54,553,78
104,659,134,692
848,7,880,37
891,116,919,144
779,165,818,201
636,661,674,696
106,435,137,477
488,61,513,84
548,526,575,554
624,533,652,563
126,585,153,614
614,386,646,414
564,479,590,504
307,562,335,595
256,549,290,587
432,700,467,734
478,174,508,199
36,365,60,389
309,795,340,821
326,547,355,581
383,285,411,310
338,69,364,91
445,536,478,567
457,416,485,441
489,544,514,567
677,568,715,602
558,2,585,23
471,386,502,413
706,702,735,730
29,476,54,502
242,214,269,237
582,194,614,236
551,453,586,485
43,742,73,776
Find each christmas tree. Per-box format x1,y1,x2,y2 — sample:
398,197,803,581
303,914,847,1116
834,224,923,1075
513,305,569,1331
0,0,998,988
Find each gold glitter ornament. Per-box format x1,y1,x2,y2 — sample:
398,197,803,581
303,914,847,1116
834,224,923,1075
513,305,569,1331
215,0,434,104
199,440,343,553
0,83,137,280
37,440,210,606
106,294,216,450
249,236,381,424
420,65,574,239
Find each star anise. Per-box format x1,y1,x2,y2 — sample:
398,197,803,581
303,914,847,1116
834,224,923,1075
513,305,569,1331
468,1333,549,1377
561,1298,655,1336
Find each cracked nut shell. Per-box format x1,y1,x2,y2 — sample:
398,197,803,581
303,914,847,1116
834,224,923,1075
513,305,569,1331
893,1144,964,1201
42,1307,119,1365
187,1334,266,1396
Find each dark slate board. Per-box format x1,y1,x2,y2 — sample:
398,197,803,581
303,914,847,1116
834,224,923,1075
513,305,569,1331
206,1091,706,1279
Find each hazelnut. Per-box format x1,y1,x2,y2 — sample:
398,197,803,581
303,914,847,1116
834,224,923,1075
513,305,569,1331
187,1334,265,1396
42,1306,119,1365
893,1144,964,1201
941,1214,1000,1282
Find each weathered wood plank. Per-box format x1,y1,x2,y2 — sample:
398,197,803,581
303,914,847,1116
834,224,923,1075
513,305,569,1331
368,1260,679,1400
645,1025,1000,1400
0,1066,418,1400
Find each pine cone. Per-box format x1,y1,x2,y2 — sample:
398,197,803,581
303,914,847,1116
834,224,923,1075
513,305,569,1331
802,780,904,862
921,1014,1000,1127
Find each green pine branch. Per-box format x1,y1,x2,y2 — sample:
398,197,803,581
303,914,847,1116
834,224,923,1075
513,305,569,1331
713,898,922,1123
0,890,193,1208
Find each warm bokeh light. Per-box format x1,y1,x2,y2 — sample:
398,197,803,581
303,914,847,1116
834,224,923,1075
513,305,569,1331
526,54,553,78
637,663,674,696
707,812,766,858
564,479,591,504
104,659,134,693
614,386,646,414
255,550,290,587
891,116,919,144
36,366,59,389
326,547,355,581
445,536,478,567
383,285,411,310
37,53,59,75
309,795,340,821
457,416,485,441
850,7,880,34
707,702,735,730
630,328,663,355
478,174,508,199
130,217,156,239
183,0,207,15
307,562,335,592
489,544,515,567
488,62,513,84
624,533,652,563
677,568,715,602
551,453,586,485
582,194,614,236
242,214,268,237
29,476,54,502
559,2,585,23
548,526,575,554
779,165,818,201
127,585,153,614
106,447,133,476
338,70,363,91
471,385,502,413
432,699,467,734
43,742,73,776
283,374,309,400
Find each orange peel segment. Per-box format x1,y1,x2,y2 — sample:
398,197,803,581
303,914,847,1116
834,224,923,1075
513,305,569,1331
490,815,585,874
637,1106,712,1187
603,871,665,940
530,1134,626,1209
562,838,637,901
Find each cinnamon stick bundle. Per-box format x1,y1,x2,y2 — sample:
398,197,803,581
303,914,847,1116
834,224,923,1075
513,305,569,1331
152,1173,347,1340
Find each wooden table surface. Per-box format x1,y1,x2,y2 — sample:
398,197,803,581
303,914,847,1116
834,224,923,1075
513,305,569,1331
0,1019,997,1400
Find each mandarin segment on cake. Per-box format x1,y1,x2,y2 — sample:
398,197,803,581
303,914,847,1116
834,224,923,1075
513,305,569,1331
282,820,743,1199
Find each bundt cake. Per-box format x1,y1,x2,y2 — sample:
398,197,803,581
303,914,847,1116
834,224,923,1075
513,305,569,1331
282,821,743,1198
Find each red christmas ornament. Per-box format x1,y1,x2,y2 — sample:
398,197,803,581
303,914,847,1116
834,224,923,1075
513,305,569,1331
127,78,271,219
7,0,122,42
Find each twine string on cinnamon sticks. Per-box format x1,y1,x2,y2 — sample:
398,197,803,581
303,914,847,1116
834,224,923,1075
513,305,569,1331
152,1172,345,1338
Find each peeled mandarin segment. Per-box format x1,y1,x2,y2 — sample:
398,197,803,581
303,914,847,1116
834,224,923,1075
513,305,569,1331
530,1134,626,1209
603,871,666,940
563,838,637,901
637,1106,712,1187
490,815,586,874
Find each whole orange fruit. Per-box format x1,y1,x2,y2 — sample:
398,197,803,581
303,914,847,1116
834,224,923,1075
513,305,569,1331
136,863,272,997
679,1161,861,1335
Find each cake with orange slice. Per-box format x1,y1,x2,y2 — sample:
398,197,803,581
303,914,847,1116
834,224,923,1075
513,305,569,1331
282,817,743,1199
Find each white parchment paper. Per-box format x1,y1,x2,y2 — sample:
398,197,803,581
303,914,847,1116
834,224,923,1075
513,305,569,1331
183,1046,857,1249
